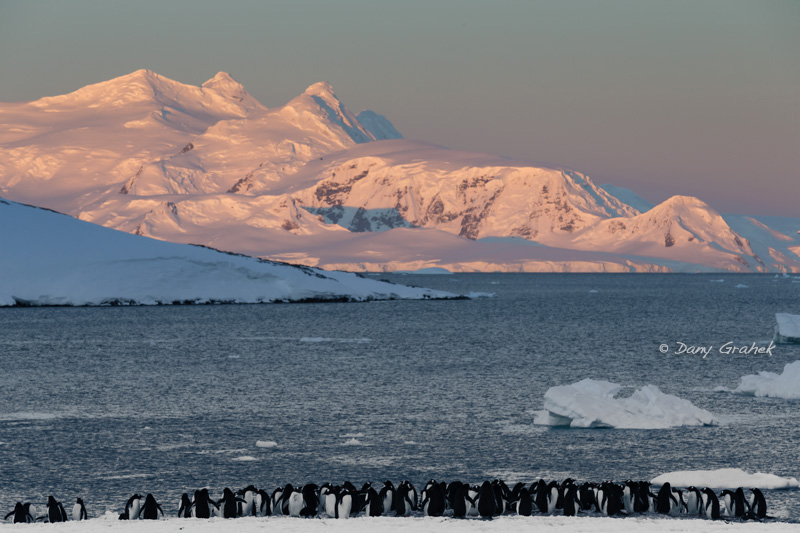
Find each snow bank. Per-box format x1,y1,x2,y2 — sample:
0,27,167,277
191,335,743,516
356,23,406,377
534,379,719,429
774,313,800,344
733,360,800,400
651,468,799,490
0,199,456,306
6,514,800,533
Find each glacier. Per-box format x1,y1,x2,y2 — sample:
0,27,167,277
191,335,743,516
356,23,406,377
0,199,454,306
534,379,719,429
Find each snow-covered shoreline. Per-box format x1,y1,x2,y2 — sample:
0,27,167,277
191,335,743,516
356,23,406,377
2,515,798,532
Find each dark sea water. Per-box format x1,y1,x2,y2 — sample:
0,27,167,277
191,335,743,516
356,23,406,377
1,273,799,521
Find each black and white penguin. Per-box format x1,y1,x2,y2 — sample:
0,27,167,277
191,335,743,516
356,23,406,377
750,488,768,519
379,481,395,516
271,486,285,515
477,480,496,518
178,493,192,518
513,487,532,516
422,480,446,517
255,488,271,516
532,479,548,514
362,486,383,517
336,487,354,519
125,494,142,521
394,481,415,516
46,496,67,523
4,502,34,523
622,482,635,514
656,483,677,514
300,484,320,517
72,498,88,521
190,489,218,518
450,483,469,518
684,487,702,515
702,487,721,520
562,485,580,516
240,485,257,516
279,484,295,515
466,485,480,516
720,488,748,518
546,480,560,514
218,487,246,519
287,489,305,517
579,482,596,512
492,480,508,515
138,494,163,520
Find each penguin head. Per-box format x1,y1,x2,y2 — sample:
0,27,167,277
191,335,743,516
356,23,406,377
76,498,84,504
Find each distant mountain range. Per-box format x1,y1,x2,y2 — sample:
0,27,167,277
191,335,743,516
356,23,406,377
1,70,798,272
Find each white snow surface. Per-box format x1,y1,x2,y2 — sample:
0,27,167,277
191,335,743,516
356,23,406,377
775,313,800,344
733,360,800,400
0,199,453,306
651,468,799,490
535,379,719,429
2,70,799,273
4,514,799,532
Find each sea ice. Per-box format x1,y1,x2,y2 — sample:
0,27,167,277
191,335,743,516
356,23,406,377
534,379,719,429
342,438,363,446
774,313,800,343
732,360,800,400
255,440,278,448
735,284,749,288
651,468,799,490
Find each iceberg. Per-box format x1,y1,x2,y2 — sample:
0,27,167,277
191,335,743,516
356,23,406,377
534,379,719,429
733,360,800,400
774,313,800,344
651,468,799,490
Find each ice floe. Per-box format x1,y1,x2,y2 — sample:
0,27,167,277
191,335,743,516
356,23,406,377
732,360,800,400
774,313,800,344
651,468,799,490
255,440,278,448
534,379,719,429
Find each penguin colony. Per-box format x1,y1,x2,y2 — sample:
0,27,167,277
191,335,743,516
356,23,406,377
3,479,772,523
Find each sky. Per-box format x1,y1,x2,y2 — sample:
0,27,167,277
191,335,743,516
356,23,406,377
1,0,798,216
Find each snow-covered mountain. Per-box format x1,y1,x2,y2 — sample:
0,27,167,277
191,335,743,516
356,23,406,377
0,198,453,306
1,70,798,273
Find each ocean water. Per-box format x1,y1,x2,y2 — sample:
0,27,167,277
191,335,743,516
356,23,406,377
1,273,799,520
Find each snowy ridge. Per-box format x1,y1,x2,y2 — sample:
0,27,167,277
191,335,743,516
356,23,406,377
1,70,799,273
0,199,454,306
651,469,799,490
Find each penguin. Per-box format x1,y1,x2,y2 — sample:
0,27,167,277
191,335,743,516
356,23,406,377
378,481,395,516
546,480,560,514
514,486,532,516
477,480,496,518
189,489,216,518
492,480,507,515
336,487,353,519
363,486,383,517
633,482,651,513
5,502,34,523
447,481,465,511
394,481,414,516
579,483,596,512
46,496,67,523
622,482,635,514
533,479,548,514
72,498,88,521
287,490,305,517
271,486,285,515
240,485,257,516
702,487,721,520
178,493,192,518
279,484,295,515
685,487,702,515
750,488,768,519
720,488,748,517
301,484,320,517
450,483,469,518
138,494,163,520
125,494,142,521
218,487,246,518
422,480,446,517
255,488,271,516
324,485,339,517
562,485,580,516
656,483,676,514
733,487,749,518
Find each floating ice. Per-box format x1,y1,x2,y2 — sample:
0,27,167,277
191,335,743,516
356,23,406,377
735,284,749,288
255,440,278,448
342,438,363,446
732,360,800,400
534,379,719,429
774,313,800,344
341,433,365,438
232,456,258,461
652,468,799,490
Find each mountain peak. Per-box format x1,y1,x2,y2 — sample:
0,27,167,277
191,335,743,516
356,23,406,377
303,81,336,98
201,71,250,103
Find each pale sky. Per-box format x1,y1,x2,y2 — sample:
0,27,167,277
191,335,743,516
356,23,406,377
1,0,798,216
